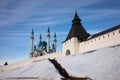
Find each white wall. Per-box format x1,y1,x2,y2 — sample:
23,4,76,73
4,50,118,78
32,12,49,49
79,29,120,53
0,51,63,70
62,37,79,55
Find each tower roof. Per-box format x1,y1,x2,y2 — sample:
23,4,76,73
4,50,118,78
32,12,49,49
72,11,81,23
64,12,90,42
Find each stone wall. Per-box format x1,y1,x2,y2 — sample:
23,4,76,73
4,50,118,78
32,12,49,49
79,29,120,53
0,51,63,70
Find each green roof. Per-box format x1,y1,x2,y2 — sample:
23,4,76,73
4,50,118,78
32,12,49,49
38,41,47,47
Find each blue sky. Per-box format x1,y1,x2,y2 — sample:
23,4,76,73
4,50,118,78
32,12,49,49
0,0,120,65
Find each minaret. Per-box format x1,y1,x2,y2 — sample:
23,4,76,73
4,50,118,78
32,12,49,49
30,29,34,57
39,34,42,43
47,27,50,53
53,32,57,52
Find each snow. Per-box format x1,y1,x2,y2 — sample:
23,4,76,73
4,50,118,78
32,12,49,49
0,45,120,80
57,45,120,80
0,60,61,80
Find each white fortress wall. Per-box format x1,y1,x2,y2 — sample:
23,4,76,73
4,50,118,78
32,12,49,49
0,51,63,71
79,29,120,53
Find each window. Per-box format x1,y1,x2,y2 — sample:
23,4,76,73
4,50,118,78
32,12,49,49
103,36,105,38
113,32,115,35
108,34,109,37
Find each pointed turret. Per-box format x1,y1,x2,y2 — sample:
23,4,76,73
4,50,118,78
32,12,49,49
48,27,50,33
54,32,56,38
72,11,81,23
39,34,42,42
47,27,50,53
31,28,34,35
65,11,90,42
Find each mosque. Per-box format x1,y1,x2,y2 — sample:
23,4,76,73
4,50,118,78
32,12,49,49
30,27,57,57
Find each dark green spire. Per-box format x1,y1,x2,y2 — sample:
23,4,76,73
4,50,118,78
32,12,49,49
31,28,34,35
54,32,56,38
39,34,42,39
47,27,50,33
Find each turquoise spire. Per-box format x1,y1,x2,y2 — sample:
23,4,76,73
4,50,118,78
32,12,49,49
47,26,50,33
31,28,34,35
39,34,42,39
54,32,56,38
39,34,42,42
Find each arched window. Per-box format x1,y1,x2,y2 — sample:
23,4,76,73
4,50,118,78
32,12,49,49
66,49,70,55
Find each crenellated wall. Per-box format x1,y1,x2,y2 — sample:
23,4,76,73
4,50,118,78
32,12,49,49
79,28,120,53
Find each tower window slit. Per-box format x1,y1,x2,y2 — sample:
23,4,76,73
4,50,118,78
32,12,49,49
108,34,109,37
99,37,100,40
103,36,105,38
113,32,115,35
119,30,120,34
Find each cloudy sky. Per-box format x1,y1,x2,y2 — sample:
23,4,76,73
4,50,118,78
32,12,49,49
0,0,120,65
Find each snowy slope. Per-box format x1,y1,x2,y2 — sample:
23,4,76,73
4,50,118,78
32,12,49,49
57,45,120,80
0,45,120,80
0,60,61,80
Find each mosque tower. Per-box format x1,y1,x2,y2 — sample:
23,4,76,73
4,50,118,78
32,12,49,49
53,32,57,52
30,29,34,57
47,27,50,53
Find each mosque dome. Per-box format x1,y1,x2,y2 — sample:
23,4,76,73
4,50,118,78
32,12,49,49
38,41,47,47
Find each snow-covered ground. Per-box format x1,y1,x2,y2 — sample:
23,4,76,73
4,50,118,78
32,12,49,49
0,60,61,80
0,45,120,80
57,45,120,80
